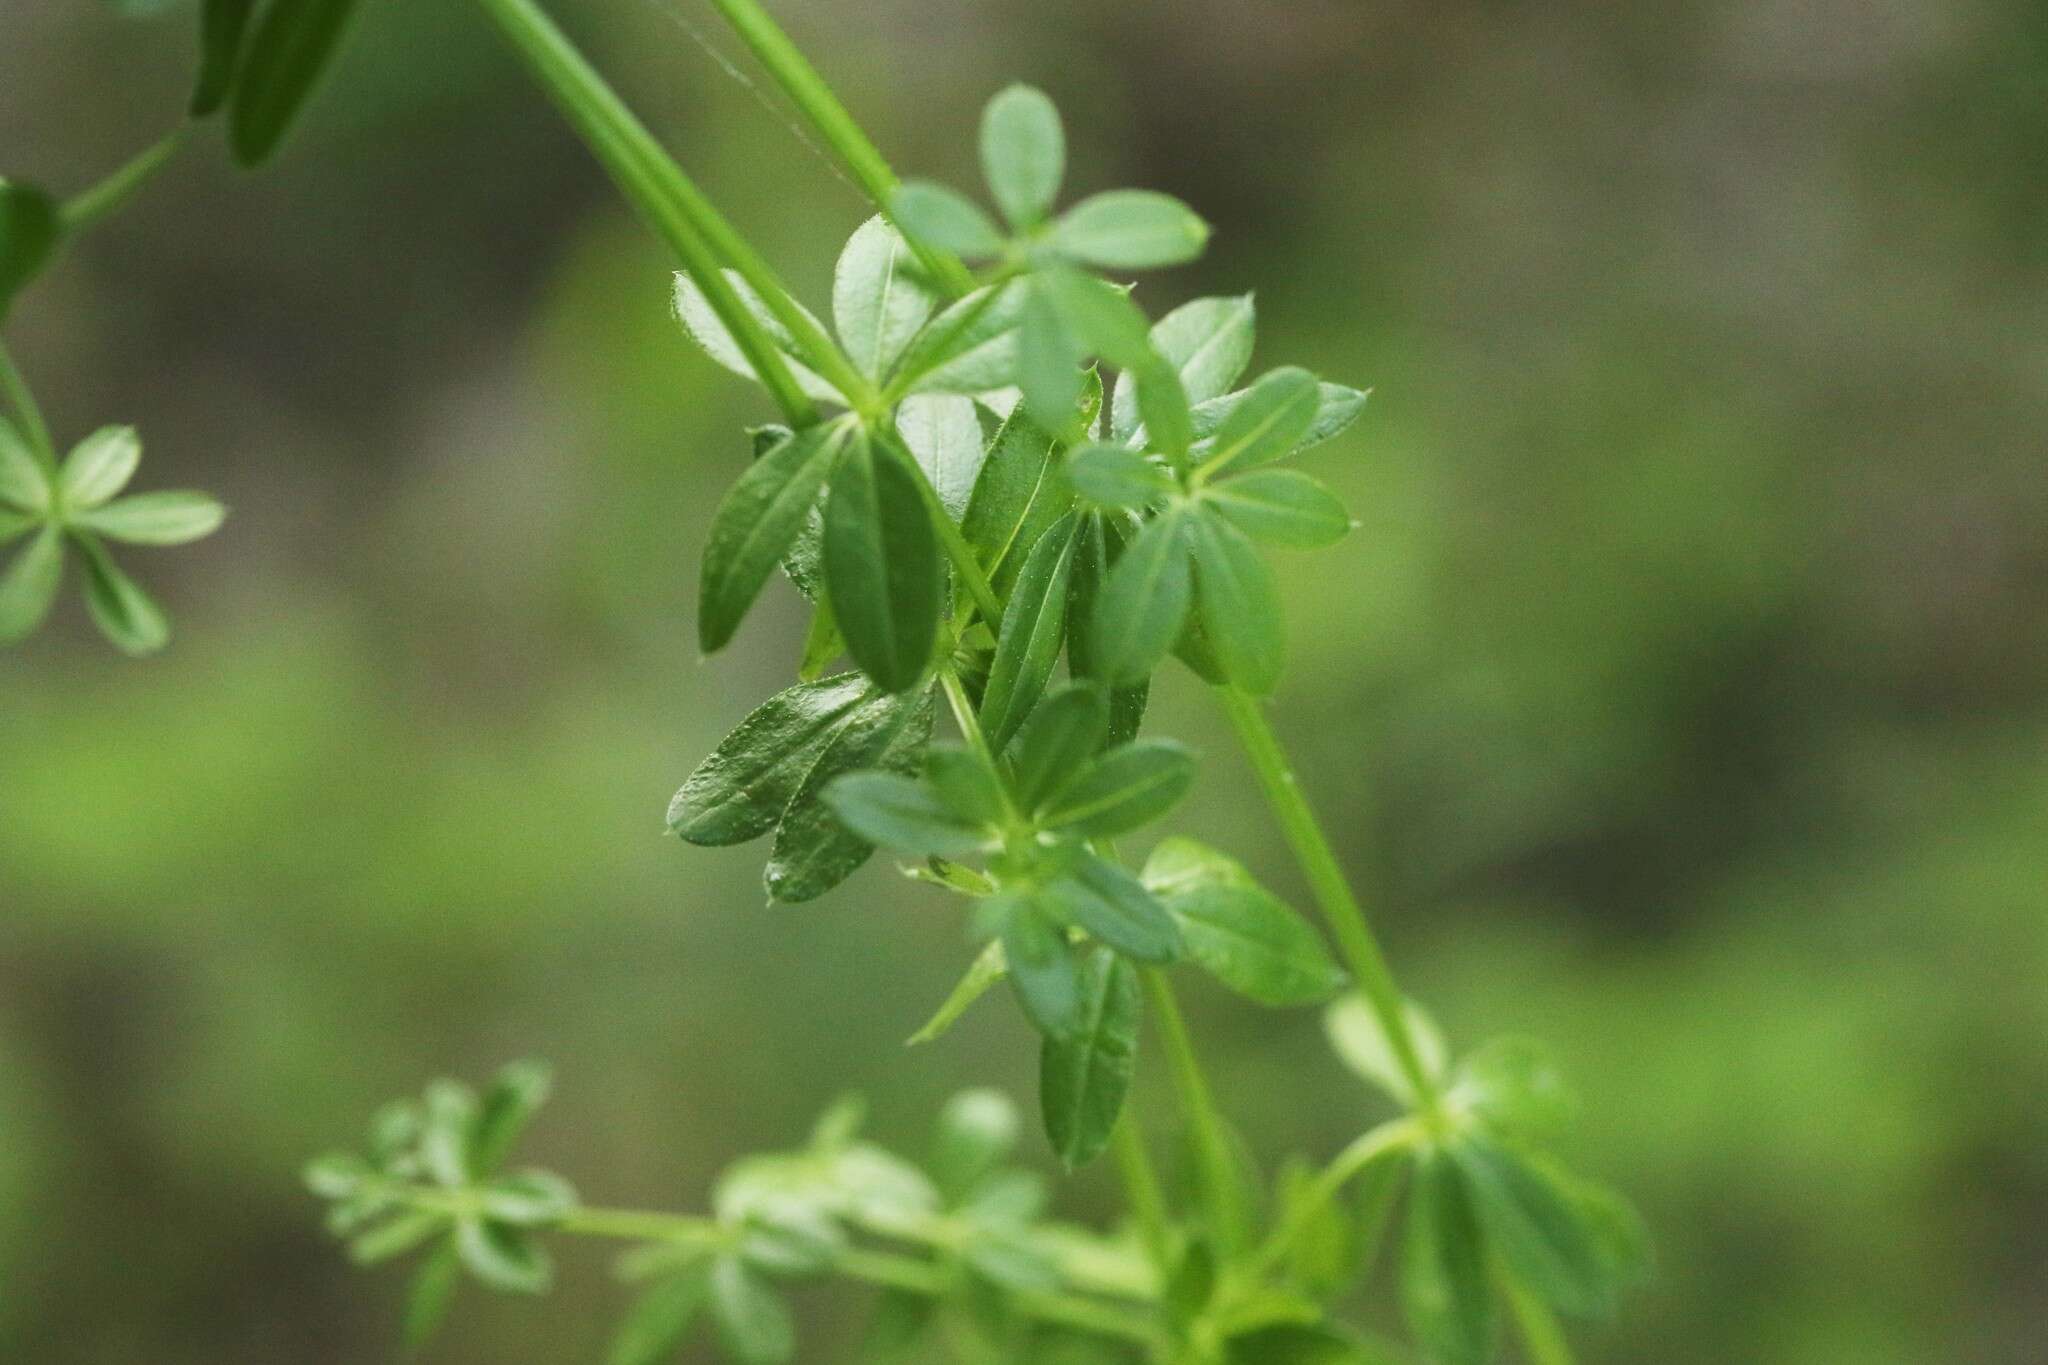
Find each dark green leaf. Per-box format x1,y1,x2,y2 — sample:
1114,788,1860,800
1188,506,1285,694
1206,469,1350,549
191,0,259,117
980,85,1065,228
1203,366,1321,475
1144,838,1342,1005
609,1272,710,1365
1065,443,1175,509
959,402,1072,591
891,181,1005,259
75,534,169,656
700,420,852,653
825,434,943,693
0,179,61,313
1401,1151,1497,1365
709,1256,796,1365
1038,738,1195,837
1451,1136,1609,1318
765,685,934,903
1001,900,1085,1039
1112,294,1256,442
0,525,63,645
1088,506,1191,685
833,216,936,382
228,0,365,166
402,1239,461,1356
73,491,227,546
823,772,992,858
1051,190,1211,269
893,280,1029,396
1007,681,1109,806
979,513,1078,751
455,1217,551,1295
470,1059,551,1176
670,674,872,846
1039,948,1138,1167
1043,853,1182,964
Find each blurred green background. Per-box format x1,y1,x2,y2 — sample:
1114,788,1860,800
4,0,2046,1360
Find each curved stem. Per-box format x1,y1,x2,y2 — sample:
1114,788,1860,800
0,339,57,469
60,131,186,235
1140,968,1244,1251
1213,684,1440,1110
1248,1117,1419,1276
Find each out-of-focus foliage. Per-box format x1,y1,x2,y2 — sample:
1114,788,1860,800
2,0,2045,1361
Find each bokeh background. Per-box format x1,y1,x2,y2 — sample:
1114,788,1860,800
4,0,2046,1360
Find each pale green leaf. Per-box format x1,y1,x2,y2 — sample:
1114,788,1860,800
980,84,1065,228
73,490,226,545
58,425,141,509
1052,190,1211,269
833,215,936,381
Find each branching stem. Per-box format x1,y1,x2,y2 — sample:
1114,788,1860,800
0,339,56,469
60,131,187,235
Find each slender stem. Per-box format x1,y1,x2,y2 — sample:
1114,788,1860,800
561,1204,723,1243
937,665,996,766
1247,1117,1418,1276
469,0,821,425
1507,1281,1577,1365
1214,685,1440,1109
1139,969,1244,1251
59,131,186,235
1110,1111,1171,1270
702,0,977,299
0,339,57,468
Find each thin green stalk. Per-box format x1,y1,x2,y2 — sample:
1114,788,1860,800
0,339,56,469
1139,968,1244,1250
1110,1111,1171,1271
702,0,977,299
468,0,821,425
59,131,186,235
1214,684,1440,1110
937,663,997,770
1248,1117,1418,1276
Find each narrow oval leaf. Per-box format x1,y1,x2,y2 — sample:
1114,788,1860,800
1089,507,1192,685
76,536,169,656
191,0,259,117
1204,366,1321,475
66,427,145,521
822,772,991,859
402,1240,462,1356
470,1059,553,1176
893,280,1029,396
1065,443,1175,510
1451,1136,1610,1318
1112,294,1257,442
709,1256,795,1365
1017,279,1084,428
1039,947,1139,1167
1325,996,1450,1107
0,180,61,312
980,84,1065,228
765,686,934,902
833,216,936,382
1401,1151,1498,1365
896,393,985,520
1206,469,1350,549
1451,1038,1578,1144
1164,884,1342,1007
1007,680,1109,806
73,491,227,545
1052,190,1211,269
1038,738,1195,837
1002,901,1086,1039
925,745,1009,827
700,422,850,653
979,513,1078,752
825,435,944,693
890,181,1005,260
0,418,50,514
1045,853,1182,964
673,271,845,405
959,402,1070,580
609,1272,710,1365
1064,513,1155,754
455,1217,552,1295
1188,507,1285,694
1190,381,1368,461
1036,266,1153,371
228,0,365,167
670,674,871,846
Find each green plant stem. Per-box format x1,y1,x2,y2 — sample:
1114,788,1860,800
1508,1281,1577,1365
0,338,56,469
1139,968,1244,1250
1214,684,1439,1110
1110,1111,1171,1269
468,0,825,425
59,131,186,235
1247,1116,1418,1276
937,663,996,766
702,0,977,299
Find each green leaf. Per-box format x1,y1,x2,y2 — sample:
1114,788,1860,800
1113,294,1256,443
471,1059,552,1176
1205,469,1350,549
0,525,62,645
0,180,61,314
76,535,169,656
1039,947,1139,1167
1052,190,1210,269
420,1079,478,1187
709,1255,796,1365
893,280,1029,396
700,421,853,653
191,0,259,117
1043,853,1182,964
0,416,50,514
823,772,993,859
1065,443,1175,509
1143,838,1343,1006
765,685,934,903
1187,506,1285,694
1063,514,1152,747
402,1239,462,1357
670,674,873,846
1451,1038,1578,1144
455,1218,552,1295
979,512,1078,751
0,508,33,546
1451,1136,1608,1318
1401,1151,1497,1365
481,1170,577,1226
1035,266,1153,371
930,1089,1020,1199
349,1209,447,1266
1017,278,1084,427
57,426,141,509
891,181,1006,260
1006,681,1109,806
303,1151,373,1199
1088,506,1191,685
609,1271,710,1365
674,271,845,405
980,85,1065,228
833,216,937,382
1225,1323,1405,1365
1038,738,1195,837
907,939,1007,1046
1190,381,1368,461
824,434,943,693
1203,366,1321,475
228,0,365,167
1325,996,1450,1108
73,491,227,545
895,394,985,520
1001,900,1086,1039
925,745,1009,827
